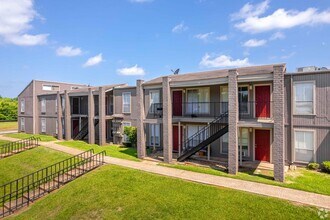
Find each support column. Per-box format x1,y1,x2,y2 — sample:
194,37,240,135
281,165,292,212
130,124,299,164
136,80,146,158
162,76,173,163
56,92,63,140
99,87,106,146
88,88,95,144
64,90,71,140
273,64,286,182
228,69,238,175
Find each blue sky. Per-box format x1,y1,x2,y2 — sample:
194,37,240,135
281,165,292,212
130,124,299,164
0,0,330,97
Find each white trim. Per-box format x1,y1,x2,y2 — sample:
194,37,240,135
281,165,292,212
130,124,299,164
122,92,131,114
42,84,60,91
171,78,228,87
20,98,25,113
41,118,46,133
41,98,46,113
238,84,250,115
253,83,273,118
293,81,316,115
149,90,160,113
20,117,25,131
293,128,316,163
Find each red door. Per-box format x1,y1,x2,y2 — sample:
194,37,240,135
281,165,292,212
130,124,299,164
172,91,182,116
255,85,271,118
173,125,183,152
255,129,270,162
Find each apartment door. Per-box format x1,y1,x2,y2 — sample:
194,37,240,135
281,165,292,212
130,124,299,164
172,91,182,116
255,129,270,162
255,85,271,118
172,125,183,152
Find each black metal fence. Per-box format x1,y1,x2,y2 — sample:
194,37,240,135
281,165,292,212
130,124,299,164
0,137,40,159
0,149,105,218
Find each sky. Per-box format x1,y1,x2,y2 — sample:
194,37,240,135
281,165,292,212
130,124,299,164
0,0,330,98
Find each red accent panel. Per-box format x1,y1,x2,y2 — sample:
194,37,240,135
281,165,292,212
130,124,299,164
255,85,271,118
173,126,183,152
172,91,182,116
255,129,270,162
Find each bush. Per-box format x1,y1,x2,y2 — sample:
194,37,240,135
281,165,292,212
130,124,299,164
124,126,137,148
321,161,330,173
307,162,319,170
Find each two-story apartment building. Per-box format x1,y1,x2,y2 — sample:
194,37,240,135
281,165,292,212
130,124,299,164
17,64,330,182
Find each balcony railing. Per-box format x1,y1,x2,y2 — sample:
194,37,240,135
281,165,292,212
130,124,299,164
149,103,163,118
239,101,273,120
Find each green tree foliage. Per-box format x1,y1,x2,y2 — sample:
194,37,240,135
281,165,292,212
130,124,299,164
124,126,137,148
0,96,18,120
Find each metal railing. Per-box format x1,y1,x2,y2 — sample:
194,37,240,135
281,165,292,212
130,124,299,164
0,137,40,159
182,112,228,153
148,103,163,118
239,101,273,120
0,149,105,218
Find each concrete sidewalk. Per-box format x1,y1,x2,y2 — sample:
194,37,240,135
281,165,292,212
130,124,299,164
1,135,329,209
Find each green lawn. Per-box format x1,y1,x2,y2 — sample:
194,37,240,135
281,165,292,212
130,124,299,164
0,147,71,185
5,133,57,142
57,140,140,161
0,121,17,131
160,163,330,196
10,165,320,220
0,140,10,145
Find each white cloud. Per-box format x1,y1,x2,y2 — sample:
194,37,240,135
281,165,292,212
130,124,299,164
199,53,251,68
0,0,49,46
117,65,145,76
83,54,103,67
56,46,82,57
243,39,267,47
270,32,285,40
231,0,270,20
234,1,330,33
281,52,296,59
216,35,228,41
172,22,188,33
130,0,153,2
194,32,213,41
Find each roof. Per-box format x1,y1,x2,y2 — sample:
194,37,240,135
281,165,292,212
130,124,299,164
143,63,285,85
34,79,88,86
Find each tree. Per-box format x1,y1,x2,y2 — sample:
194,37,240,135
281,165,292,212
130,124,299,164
0,97,18,120
124,126,137,148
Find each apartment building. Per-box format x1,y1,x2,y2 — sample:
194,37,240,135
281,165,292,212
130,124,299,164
17,64,330,182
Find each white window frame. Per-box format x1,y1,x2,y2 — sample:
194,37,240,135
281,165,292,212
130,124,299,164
186,87,210,114
149,124,160,146
220,86,228,114
238,85,250,115
20,118,25,131
149,90,160,113
238,128,250,157
20,98,25,113
293,81,316,115
41,98,46,113
122,92,131,114
41,118,46,133
55,98,58,113
55,120,58,135
122,121,131,143
42,84,60,91
294,129,315,163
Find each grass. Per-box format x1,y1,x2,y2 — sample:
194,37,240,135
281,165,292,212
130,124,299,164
0,121,17,131
5,133,57,142
0,140,10,145
10,165,320,220
57,140,140,161
0,147,71,185
160,163,330,196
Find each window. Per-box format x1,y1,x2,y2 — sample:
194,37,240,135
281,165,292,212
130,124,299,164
41,118,46,133
294,82,314,115
55,120,58,135
295,130,314,162
55,98,58,113
149,124,160,146
186,88,210,114
238,86,249,114
186,125,208,148
149,90,160,113
220,86,228,113
122,92,131,113
20,118,25,131
220,133,228,154
41,98,46,113
238,128,249,157
122,122,131,143
20,99,25,113
42,85,59,91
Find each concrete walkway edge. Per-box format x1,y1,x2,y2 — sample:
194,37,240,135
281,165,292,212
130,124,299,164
1,135,329,209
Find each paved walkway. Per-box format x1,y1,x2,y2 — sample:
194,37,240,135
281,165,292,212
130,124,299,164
0,135,329,209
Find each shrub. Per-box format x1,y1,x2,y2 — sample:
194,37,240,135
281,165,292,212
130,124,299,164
307,162,319,170
321,161,330,173
124,126,137,148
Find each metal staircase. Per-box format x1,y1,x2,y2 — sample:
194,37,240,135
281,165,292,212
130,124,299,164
73,120,99,140
177,112,228,162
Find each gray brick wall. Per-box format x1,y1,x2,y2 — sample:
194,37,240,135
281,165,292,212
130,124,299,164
162,77,173,163
137,80,146,158
88,88,95,144
99,87,106,146
64,90,71,140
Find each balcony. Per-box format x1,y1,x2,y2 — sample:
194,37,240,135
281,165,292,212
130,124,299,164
239,101,273,120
